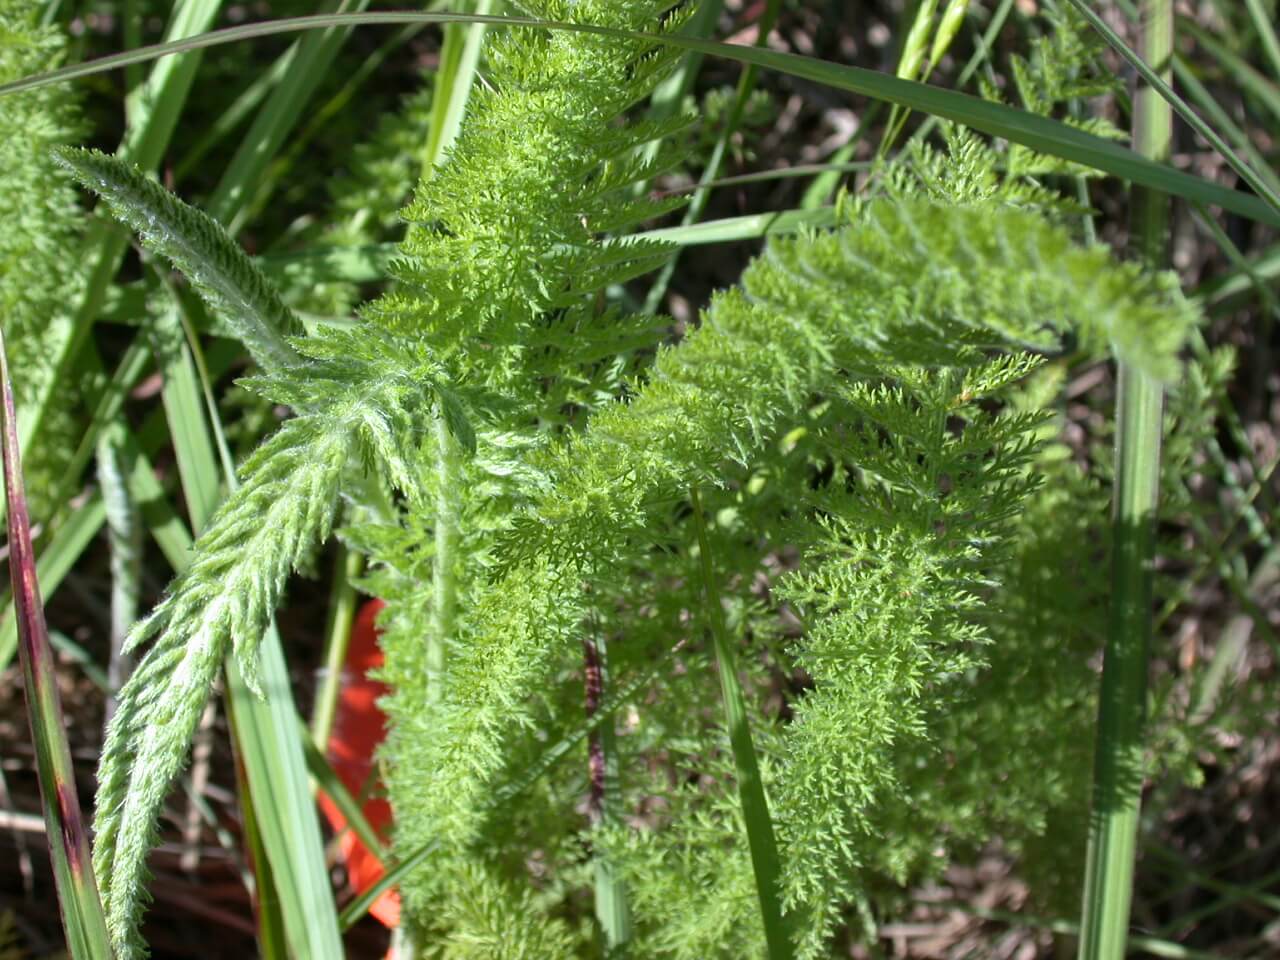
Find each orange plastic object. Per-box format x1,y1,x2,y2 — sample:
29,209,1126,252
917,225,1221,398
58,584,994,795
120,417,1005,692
316,598,400,928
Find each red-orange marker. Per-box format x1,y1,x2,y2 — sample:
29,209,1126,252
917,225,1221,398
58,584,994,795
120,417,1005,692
316,598,400,928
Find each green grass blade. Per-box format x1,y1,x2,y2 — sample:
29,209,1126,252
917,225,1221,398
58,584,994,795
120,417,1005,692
97,424,142,728
690,488,791,960
423,0,492,173
874,0,939,160
207,0,372,233
1243,0,1280,81
118,431,195,571
227,743,289,960
1172,56,1280,198
642,0,781,313
901,0,1019,153
300,727,388,860
46,629,110,692
172,45,296,183
1064,0,1280,218
49,266,258,557
338,842,436,931
1179,19,1280,125
152,306,222,530
309,546,361,749
637,0,723,175
51,341,151,522
1078,365,1163,960
1078,2,1173,957
2,12,1277,227
246,23,422,231
1194,241,1280,319
118,0,224,168
934,899,1230,960
16,0,224,472
0,328,112,960
258,204,840,287
640,206,838,247
122,0,141,117
224,642,344,958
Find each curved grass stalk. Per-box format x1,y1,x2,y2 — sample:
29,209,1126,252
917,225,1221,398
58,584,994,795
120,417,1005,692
1,12,1276,228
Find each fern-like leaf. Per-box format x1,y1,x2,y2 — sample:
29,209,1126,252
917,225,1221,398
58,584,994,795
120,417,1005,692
773,366,1050,950
504,196,1196,575
92,325,459,956
467,195,1198,955
92,416,344,956
0,1,85,516
53,147,301,373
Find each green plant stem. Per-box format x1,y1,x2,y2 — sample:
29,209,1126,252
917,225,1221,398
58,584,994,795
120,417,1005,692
415,2,479,712
1078,1,1171,957
689,488,791,960
429,417,461,703
97,424,141,731
338,842,437,931
0,329,112,960
310,544,363,748
875,0,938,161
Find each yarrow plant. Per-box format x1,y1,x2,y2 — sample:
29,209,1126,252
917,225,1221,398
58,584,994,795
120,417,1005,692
9,0,1273,957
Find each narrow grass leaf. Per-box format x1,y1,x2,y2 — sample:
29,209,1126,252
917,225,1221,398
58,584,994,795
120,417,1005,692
91,296,343,957
309,546,362,749
18,0,223,473
642,0,782,312
338,842,436,931
691,488,791,960
225,645,345,959
207,0,373,233
172,46,297,183
162,306,344,959
1179,19,1280,126
259,205,840,287
1243,0,1280,82
1172,57,1280,198
301,727,388,861
422,0,491,173
97,425,142,728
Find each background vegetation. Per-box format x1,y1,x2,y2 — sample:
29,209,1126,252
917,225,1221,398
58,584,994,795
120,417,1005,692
0,0,1276,957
